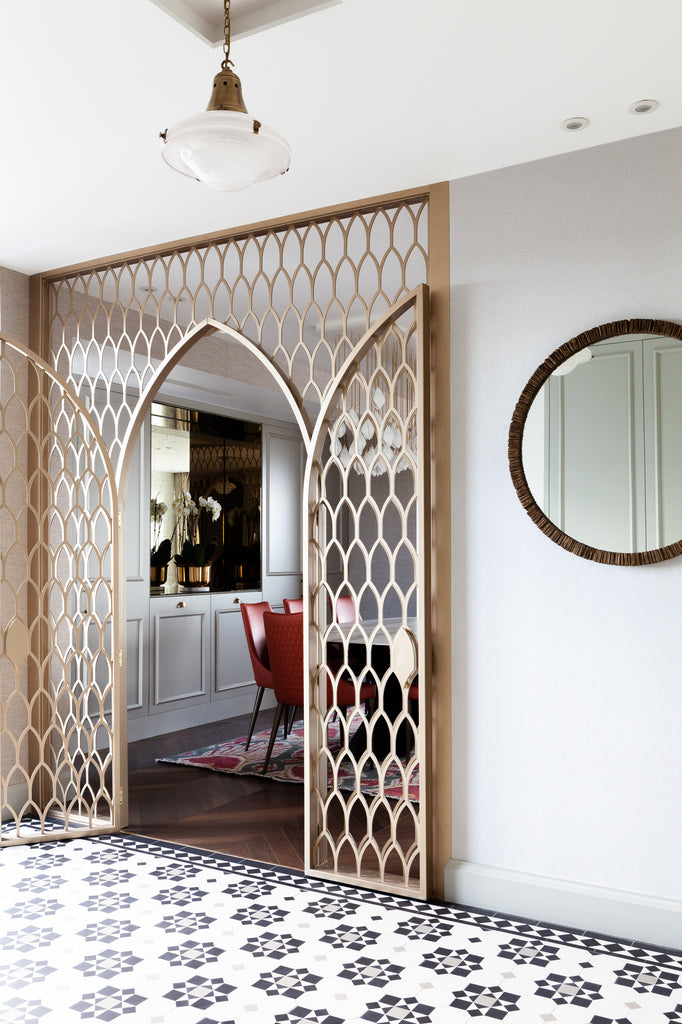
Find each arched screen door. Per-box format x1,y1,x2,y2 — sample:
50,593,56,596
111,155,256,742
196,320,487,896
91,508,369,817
0,334,119,845
305,287,431,898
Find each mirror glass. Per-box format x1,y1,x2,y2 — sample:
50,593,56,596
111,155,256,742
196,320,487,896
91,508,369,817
510,320,682,563
150,403,262,590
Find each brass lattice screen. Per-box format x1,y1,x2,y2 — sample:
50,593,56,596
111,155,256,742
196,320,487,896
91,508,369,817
0,335,118,844
47,200,428,474
29,194,434,891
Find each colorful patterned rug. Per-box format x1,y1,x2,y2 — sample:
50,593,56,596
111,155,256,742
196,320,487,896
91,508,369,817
158,718,419,801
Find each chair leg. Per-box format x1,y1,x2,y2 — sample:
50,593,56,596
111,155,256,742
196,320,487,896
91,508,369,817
245,686,265,751
285,704,297,735
262,702,286,774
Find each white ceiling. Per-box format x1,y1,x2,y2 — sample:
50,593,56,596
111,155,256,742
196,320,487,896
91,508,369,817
2,0,682,277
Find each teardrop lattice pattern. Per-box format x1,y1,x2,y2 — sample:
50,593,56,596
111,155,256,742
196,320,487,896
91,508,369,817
47,199,428,470
40,196,432,889
308,298,427,895
0,337,117,844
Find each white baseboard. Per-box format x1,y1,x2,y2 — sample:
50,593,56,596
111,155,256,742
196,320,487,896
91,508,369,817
127,687,277,743
444,859,682,951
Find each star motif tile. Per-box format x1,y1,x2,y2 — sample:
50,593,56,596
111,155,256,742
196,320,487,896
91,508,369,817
450,983,520,1018
70,985,146,1021
73,949,143,979
240,930,305,959
159,940,225,969
163,974,236,1009
498,938,561,967
319,925,381,951
253,965,323,999
535,973,603,1007
0,830,680,1024
419,945,484,976
614,962,682,996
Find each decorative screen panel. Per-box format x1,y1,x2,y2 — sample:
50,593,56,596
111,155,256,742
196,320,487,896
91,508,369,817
47,200,428,473
306,289,430,897
40,194,434,894
0,336,118,844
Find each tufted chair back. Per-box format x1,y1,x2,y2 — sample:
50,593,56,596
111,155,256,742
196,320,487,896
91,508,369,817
263,611,303,707
240,601,273,690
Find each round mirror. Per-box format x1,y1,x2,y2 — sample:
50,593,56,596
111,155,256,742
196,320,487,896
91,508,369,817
509,318,682,565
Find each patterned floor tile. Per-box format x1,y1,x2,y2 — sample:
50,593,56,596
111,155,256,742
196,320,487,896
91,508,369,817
0,832,680,1024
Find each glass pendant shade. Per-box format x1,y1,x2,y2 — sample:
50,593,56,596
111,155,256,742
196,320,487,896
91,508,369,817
161,109,291,192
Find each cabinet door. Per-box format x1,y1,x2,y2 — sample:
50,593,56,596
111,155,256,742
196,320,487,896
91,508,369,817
546,339,645,552
151,594,210,712
211,591,262,698
126,415,150,718
262,425,303,607
642,336,682,549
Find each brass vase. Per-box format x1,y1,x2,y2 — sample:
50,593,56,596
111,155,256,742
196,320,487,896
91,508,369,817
150,564,167,587
176,564,211,588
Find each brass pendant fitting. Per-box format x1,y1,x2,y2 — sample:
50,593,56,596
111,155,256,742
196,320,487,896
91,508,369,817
206,67,248,113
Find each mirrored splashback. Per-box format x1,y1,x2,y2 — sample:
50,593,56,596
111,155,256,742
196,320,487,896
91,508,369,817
509,319,682,565
150,403,262,590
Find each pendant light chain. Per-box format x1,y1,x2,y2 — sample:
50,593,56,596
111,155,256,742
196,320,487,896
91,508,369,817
222,0,232,69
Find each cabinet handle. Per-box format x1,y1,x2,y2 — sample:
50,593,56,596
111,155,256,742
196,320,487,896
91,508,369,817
177,601,186,608
233,597,241,604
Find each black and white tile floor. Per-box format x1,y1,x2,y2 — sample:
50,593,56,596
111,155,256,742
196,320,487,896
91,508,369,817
1,832,680,1023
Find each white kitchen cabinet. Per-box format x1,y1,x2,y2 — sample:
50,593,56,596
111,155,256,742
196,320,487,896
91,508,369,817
150,593,211,713
211,590,265,709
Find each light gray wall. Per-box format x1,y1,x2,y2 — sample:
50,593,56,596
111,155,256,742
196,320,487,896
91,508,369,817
447,126,682,942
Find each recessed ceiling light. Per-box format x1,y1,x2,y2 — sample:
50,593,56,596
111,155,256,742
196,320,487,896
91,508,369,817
629,98,659,115
560,116,590,133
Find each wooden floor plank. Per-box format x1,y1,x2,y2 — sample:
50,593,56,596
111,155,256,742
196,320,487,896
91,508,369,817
125,709,413,880
125,710,305,870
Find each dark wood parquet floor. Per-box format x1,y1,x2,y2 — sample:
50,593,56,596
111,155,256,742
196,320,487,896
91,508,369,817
125,708,419,882
124,709,305,870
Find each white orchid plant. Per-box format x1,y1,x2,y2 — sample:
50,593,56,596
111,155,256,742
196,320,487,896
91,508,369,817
172,491,222,567
150,498,171,568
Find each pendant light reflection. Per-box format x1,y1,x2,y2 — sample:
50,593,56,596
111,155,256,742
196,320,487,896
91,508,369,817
551,348,593,376
333,388,416,476
160,0,291,192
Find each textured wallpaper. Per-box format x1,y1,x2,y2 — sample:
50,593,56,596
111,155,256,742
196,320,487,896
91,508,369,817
0,266,29,346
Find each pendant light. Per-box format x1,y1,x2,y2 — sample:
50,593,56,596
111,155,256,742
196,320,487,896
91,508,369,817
160,0,291,192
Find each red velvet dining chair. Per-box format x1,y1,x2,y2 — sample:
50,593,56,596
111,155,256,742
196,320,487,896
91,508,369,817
283,598,303,614
328,591,364,680
262,610,376,775
240,600,274,750
262,611,304,774
334,593,356,624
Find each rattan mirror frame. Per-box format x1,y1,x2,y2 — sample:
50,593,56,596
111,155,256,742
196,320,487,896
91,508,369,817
508,317,682,565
